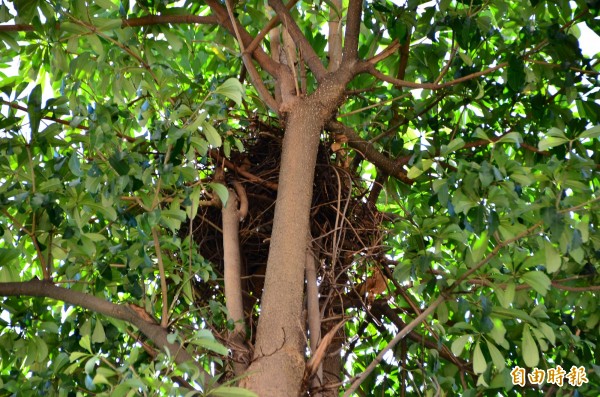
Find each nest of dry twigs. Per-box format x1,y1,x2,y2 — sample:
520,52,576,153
185,118,386,311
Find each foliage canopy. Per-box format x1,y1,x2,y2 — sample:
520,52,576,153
0,0,600,396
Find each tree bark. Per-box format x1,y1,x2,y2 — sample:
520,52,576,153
240,101,322,396
0,279,215,386
222,188,249,375
240,72,350,395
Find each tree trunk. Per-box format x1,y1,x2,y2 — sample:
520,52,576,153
240,68,352,392
240,100,322,395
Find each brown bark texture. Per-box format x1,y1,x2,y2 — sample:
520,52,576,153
240,72,350,395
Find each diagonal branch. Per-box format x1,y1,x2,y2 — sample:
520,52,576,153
268,0,327,81
245,0,300,55
206,0,280,112
0,279,215,387
367,39,400,65
205,0,280,78
343,295,446,396
223,0,279,112
341,0,363,65
328,121,412,184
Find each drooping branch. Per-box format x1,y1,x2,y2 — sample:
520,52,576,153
341,0,363,65
0,279,215,386
0,99,137,142
268,0,327,81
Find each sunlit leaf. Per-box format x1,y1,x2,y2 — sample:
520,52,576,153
522,325,539,367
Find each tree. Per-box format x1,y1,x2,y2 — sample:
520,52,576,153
1,0,599,395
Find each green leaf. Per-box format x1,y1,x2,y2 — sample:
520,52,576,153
92,320,106,344
214,78,245,106
544,241,561,273
190,336,228,356
538,136,569,151
69,351,90,362
578,125,600,139
93,17,122,31
93,0,118,12
539,127,569,150
537,322,556,345
496,282,515,309
451,334,471,356
92,373,111,386
441,137,465,156
202,122,223,148
437,302,449,324
472,340,486,374
186,186,202,219
34,336,49,362
470,230,488,264
208,183,229,207
473,127,489,140
68,152,83,176
406,159,433,179
507,54,525,92
522,325,539,367
79,335,92,353
486,339,505,370
27,84,43,137
495,132,522,145
521,271,551,296
87,34,105,58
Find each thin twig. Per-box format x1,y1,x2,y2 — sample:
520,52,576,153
152,228,170,328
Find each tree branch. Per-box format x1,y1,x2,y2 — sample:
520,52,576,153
268,0,327,81
152,228,170,328
327,0,343,72
327,121,412,184
0,279,215,386
0,15,218,32
245,0,300,55
122,14,217,27
221,186,249,375
341,0,362,65
205,0,280,78
354,60,506,90
367,39,400,65
205,0,280,112
343,295,446,396
367,299,475,378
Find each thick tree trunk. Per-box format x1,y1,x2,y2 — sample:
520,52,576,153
240,100,323,395
240,71,351,394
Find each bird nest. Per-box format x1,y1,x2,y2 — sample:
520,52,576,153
185,118,387,310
